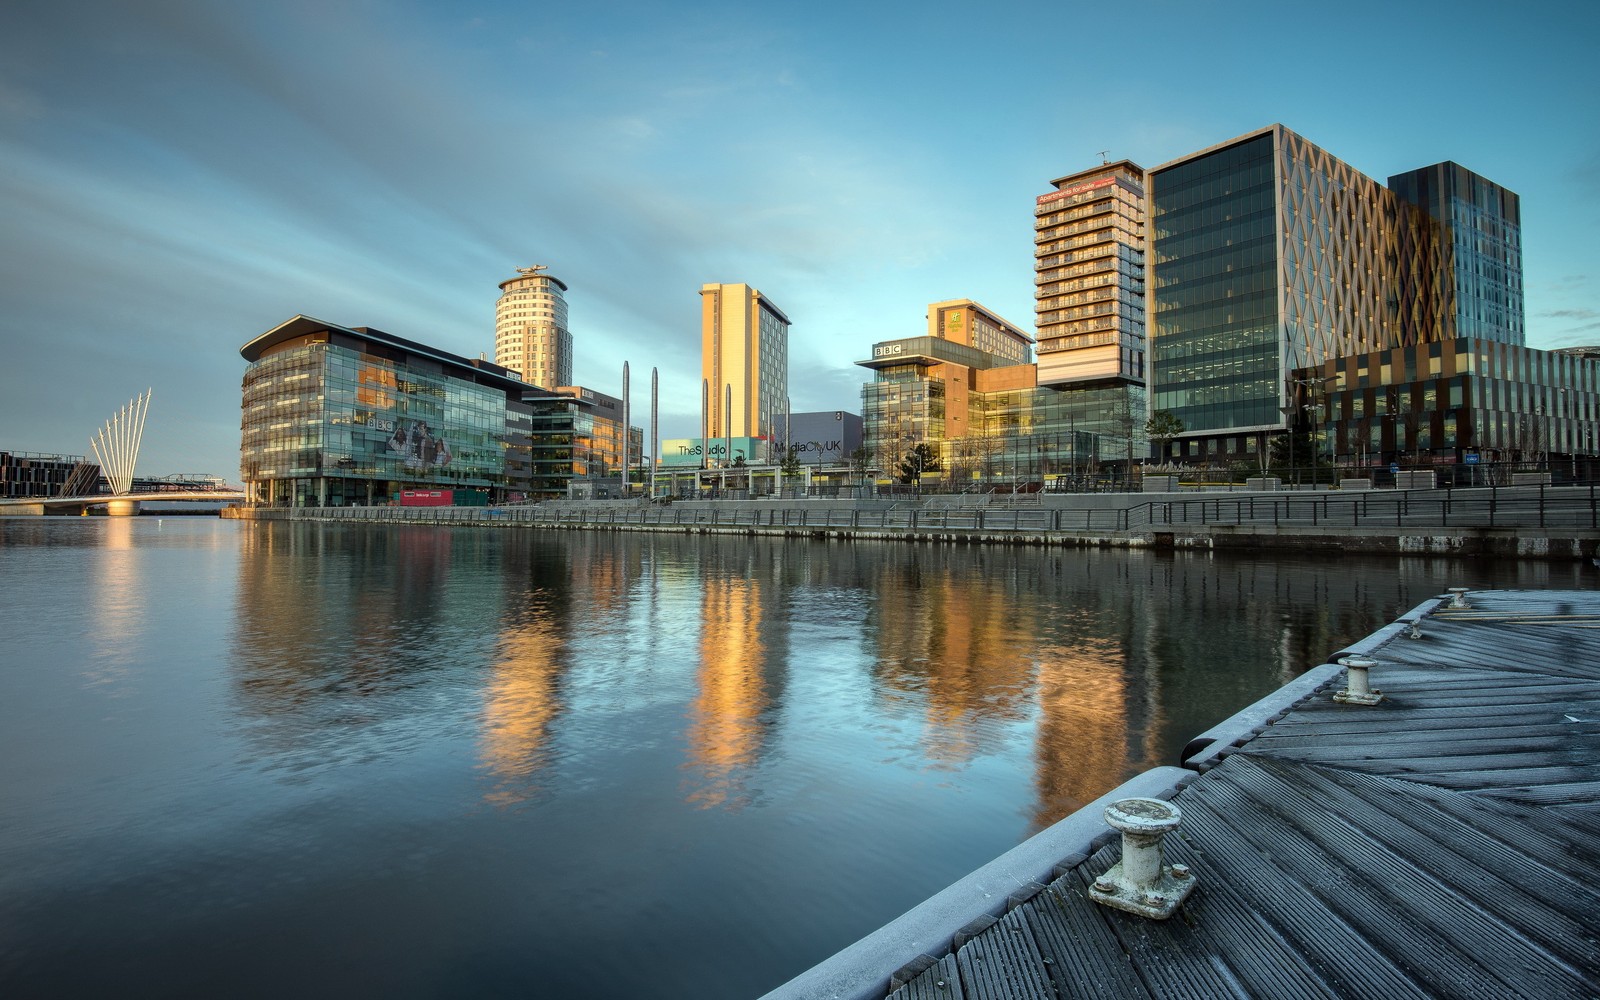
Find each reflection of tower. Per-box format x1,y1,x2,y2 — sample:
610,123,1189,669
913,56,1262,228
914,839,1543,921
480,609,565,806
872,553,1038,766
684,573,768,809
1029,637,1135,830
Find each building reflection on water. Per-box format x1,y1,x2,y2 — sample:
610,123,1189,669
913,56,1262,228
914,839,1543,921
222,523,1576,833
680,541,789,810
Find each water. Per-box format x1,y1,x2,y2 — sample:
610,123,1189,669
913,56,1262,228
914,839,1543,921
0,517,1586,997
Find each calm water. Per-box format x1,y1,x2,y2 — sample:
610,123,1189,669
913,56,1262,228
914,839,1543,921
0,517,1586,997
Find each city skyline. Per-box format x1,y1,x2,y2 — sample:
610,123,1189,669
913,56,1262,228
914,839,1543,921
1,0,1596,478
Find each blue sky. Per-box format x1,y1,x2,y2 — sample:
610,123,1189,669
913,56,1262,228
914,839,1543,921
2,0,1596,479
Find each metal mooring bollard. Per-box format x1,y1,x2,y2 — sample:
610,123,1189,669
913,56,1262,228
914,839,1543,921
1088,797,1196,920
1334,655,1384,705
1448,587,1471,609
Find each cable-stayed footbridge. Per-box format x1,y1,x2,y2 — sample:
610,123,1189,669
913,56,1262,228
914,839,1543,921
0,392,244,516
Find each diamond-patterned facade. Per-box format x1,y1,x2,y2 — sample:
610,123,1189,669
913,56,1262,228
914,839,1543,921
1150,124,1513,450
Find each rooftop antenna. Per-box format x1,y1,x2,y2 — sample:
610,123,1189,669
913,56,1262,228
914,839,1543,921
516,265,549,277
1098,149,1110,165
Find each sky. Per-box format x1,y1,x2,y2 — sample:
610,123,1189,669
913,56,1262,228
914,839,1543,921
2,0,1597,480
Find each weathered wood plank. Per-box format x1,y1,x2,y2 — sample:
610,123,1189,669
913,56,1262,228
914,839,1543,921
889,955,964,1000
953,909,1052,1000
1021,873,1152,1000
1171,795,1435,1000
1206,757,1597,998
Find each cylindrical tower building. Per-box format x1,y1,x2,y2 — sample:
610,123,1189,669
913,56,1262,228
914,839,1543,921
495,265,571,388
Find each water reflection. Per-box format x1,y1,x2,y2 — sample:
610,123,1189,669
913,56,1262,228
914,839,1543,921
5,518,1593,999
681,542,790,810
479,538,572,806
85,518,140,693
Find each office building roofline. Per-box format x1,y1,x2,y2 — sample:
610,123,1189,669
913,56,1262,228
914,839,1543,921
241,315,533,394
1149,124,1284,174
1046,158,1146,189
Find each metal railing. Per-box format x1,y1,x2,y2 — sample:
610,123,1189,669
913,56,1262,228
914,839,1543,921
261,484,1600,534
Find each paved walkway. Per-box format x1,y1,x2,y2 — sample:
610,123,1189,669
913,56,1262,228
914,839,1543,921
769,590,1600,999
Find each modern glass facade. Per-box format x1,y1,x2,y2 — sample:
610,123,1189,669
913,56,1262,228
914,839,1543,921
860,335,1146,485
959,384,1146,483
525,386,639,498
240,317,533,506
1306,339,1600,468
1148,125,1516,462
861,364,946,472
1150,133,1280,437
0,452,97,498
1388,162,1525,346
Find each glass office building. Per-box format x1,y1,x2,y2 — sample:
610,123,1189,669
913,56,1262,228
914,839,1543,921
1147,125,1506,461
1305,339,1600,471
525,385,641,499
240,316,533,506
1388,162,1525,347
860,335,1145,485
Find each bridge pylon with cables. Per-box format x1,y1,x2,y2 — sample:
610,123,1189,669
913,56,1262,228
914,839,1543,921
1,391,244,515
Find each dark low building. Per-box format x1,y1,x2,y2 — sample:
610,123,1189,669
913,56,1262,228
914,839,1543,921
1289,338,1600,476
239,316,533,506
0,451,100,498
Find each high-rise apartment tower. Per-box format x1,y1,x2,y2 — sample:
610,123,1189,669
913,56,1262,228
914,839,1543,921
1034,161,1147,387
700,282,790,450
495,266,571,387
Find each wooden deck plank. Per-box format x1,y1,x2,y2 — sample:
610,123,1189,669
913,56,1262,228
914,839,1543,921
1170,796,1435,1000
1319,765,1600,881
1071,848,1256,1000
888,955,964,1000
1176,769,1509,999
822,592,1600,1000
1021,874,1153,1000
1204,757,1597,998
953,909,1053,1000
1245,727,1594,751
1236,756,1600,971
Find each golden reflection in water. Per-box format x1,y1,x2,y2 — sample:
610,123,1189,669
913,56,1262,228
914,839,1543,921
85,517,140,692
683,575,767,810
479,612,564,806
875,567,1037,767
1029,637,1138,830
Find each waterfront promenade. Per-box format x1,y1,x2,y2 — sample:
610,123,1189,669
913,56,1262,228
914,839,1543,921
226,484,1600,559
762,588,1600,999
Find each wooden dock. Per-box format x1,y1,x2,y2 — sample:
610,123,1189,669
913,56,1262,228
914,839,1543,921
765,590,1600,1000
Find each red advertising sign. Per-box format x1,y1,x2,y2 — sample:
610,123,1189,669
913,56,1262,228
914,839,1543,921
1036,176,1116,205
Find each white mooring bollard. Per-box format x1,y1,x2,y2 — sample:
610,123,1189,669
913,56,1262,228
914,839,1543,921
1088,797,1196,920
1448,587,1471,609
1334,655,1384,705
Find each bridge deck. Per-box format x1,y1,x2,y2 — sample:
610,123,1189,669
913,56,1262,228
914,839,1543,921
791,590,1600,1000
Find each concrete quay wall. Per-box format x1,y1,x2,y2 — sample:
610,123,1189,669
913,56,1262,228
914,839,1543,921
223,504,1599,561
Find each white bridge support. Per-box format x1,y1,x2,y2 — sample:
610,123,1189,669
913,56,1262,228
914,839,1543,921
90,390,151,514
